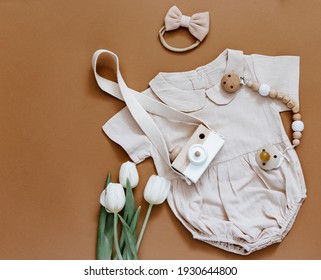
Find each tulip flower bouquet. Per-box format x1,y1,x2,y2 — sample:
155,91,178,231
97,161,170,260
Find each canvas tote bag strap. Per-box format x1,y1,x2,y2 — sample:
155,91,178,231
92,50,208,126
92,49,174,168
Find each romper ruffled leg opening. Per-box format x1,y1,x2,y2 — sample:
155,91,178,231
167,141,307,255
193,197,305,255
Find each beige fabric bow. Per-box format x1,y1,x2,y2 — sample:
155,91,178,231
164,5,209,41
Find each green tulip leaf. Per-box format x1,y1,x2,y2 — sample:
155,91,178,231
96,173,113,260
115,178,136,259
123,246,132,260
97,206,108,259
124,178,136,222
118,215,138,260
129,206,141,232
122,206,141,260
114,206,141,260
104,212,114,256
105,173,111,188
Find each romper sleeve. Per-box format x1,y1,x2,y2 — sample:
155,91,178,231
251,54,300,112
101,88,176,178
102,107,154,164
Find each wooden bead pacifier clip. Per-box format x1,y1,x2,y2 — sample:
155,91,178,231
221,72,304,170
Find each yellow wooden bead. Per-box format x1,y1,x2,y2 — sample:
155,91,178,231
260,151,271,161
293,139,300,146
293,113,302,121
269,89,277,98
251,82,260,91
293,132,302,139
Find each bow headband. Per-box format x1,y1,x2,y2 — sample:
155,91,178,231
159,5,210,52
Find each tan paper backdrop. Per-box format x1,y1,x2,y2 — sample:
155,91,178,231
1,0,321,259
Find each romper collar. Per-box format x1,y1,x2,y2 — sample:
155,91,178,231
149,49,245,112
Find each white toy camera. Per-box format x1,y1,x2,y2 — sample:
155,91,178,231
171,125,225,184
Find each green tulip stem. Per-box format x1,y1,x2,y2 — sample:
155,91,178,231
136,203,153,251
113,213,123,260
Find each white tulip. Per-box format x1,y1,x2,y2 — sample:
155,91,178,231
100,183,126,213
136,175,171,250
99,182,126,260
143,175,171,205
119,161,139,188
99,189,107,208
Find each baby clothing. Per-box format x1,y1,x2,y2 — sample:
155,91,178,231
102,49,306,255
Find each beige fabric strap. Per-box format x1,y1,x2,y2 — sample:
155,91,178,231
92,50,207,125
92,49,213,175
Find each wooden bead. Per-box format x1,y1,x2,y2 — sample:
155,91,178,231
293,132,302,139
276,91,285,99
282,95,291,103
251,82,260,91
269,89,277,98
246,80,253,88
287,100,296,109
293,113,302,121
292,139,300,146
292,105,300,113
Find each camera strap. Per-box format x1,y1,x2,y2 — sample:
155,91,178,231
92,49,214,178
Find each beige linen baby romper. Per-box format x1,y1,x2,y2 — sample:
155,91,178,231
102,49,306,255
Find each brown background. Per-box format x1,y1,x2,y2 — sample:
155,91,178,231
1,0,321,260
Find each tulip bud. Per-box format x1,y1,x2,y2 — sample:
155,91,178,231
100,183,126,213
119,161,139,188
143,175,171,205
